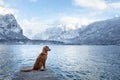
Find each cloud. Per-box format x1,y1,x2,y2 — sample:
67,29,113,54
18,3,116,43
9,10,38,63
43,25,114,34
0,0,19,16
60,16,81,24
58,16,81,30
0,0,19,19
0,0,4,5
19,18,50,39
52,16,99,31
19,15,100,39
59,16,85,29
108,2,120,8
0,7,9,15
61,16,98,25
73,0,120,10
73,0,107,10
73,0,120,20
0,6,19,16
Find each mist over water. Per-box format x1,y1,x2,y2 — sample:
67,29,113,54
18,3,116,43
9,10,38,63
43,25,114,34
0,45,120,80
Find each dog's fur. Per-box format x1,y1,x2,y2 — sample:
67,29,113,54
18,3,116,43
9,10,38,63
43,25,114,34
21,46,51,72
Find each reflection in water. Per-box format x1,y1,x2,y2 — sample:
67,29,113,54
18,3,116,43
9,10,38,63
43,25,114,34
0,45,120,80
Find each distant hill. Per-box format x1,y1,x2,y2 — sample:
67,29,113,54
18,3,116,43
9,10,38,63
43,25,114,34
0,14,28,40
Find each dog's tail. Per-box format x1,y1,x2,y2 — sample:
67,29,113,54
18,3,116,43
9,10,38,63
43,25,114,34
20,69,32,72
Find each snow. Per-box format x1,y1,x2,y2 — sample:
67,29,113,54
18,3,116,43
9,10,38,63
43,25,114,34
0,14,27,40
34,26,80,42
34,17,120,45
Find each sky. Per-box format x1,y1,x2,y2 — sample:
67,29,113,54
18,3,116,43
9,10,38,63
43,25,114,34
0,0,120,38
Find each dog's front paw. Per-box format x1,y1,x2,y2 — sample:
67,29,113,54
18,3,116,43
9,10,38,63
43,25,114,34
40,69,47,71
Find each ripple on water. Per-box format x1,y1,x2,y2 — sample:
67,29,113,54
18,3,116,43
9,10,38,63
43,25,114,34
0,45,120,80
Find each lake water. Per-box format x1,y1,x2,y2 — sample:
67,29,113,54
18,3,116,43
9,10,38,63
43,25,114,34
0,45,120,80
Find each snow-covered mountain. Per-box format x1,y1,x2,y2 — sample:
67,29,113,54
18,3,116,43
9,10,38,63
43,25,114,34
34,26,80,43
70,17,120,45
0,14,28,40
34,17,120,45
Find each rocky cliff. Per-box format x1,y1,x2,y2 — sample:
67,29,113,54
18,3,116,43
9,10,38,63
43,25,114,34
0,14,28,40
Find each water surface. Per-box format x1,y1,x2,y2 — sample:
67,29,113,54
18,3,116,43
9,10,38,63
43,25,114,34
0,45,120,80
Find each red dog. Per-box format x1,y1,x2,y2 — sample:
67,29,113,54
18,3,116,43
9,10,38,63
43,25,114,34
21,46,51,72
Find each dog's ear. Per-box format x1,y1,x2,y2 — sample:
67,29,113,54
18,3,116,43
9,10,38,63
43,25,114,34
42,46,47,53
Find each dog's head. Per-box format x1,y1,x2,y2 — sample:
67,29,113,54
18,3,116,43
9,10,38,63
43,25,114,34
43,46,51,52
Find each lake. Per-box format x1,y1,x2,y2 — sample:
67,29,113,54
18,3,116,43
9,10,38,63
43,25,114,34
0,45,120,80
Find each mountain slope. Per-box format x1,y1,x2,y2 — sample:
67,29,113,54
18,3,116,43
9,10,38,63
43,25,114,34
0,14,28,40
34,26,80,42
70,17,120,45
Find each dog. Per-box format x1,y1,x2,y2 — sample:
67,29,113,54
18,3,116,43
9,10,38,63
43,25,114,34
21,46,51,72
